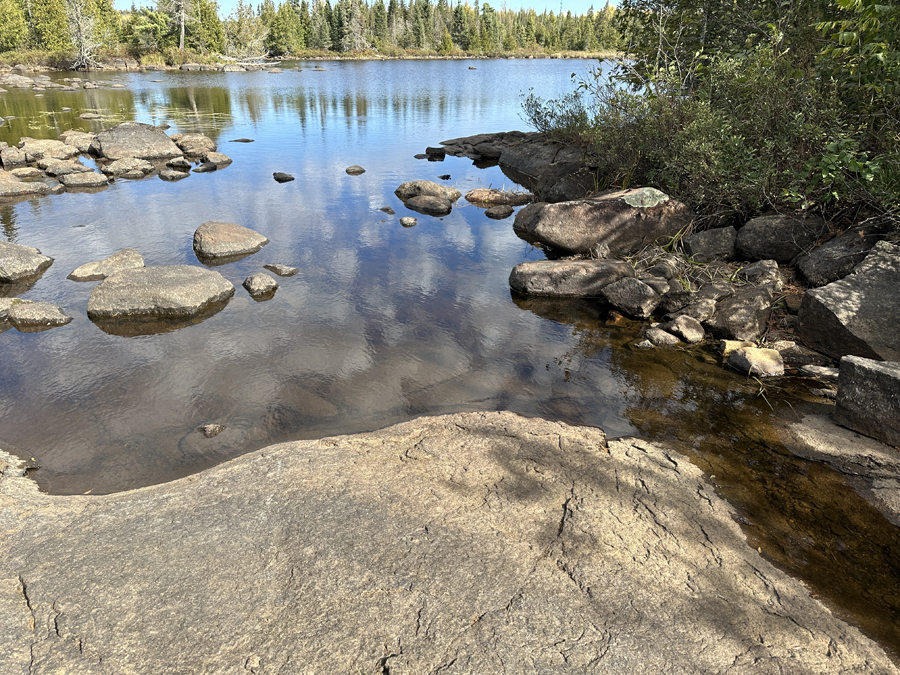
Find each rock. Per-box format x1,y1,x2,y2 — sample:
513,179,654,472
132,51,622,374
59,130,95,153
735,214,826,264
101,157,154,177
509,259,635,297
799,365,840,383
545,167,599,202
180,63,201,71
640,276,670,295
37,158,91,176
68,249,145,281
399,217,417,227
18,138,78,162
199,423,225,438
705,284,773,340
243,272,278,298
230,138,254,143
169,133,216,155
159,170,189,181
667,298,717,323
645,326,680,346
682,226,737,263
9,168,42,179
379,207,395,215
835,356,900,447
737,259,782,291
202,152,232,166
727,347,785,377
0,146,27,166
797,241,900,361
345,165,365,175
267,68,283,74
513,188,694,257
645,256,680,279
192,162,217,173
166,157,192,170
0,171,51,198
601,277,660,318
634,339,654,349
496,134,584,197
485,205,514,220
78,112,102,119
465,188,532,206
273,172,294,183
438,174,450,180
779,344,833,367
797,220,890,287
89,122,183,161
0,298,33,320
717,340,756,356
425,146,446,159
0,241,53,282
86,265,235,322
663,315,705,343
394,179,461,203
404,195,452,216
264,264,298,277
193,221,269,261
2,411,896,674
6,301,73,332
59,171,108,188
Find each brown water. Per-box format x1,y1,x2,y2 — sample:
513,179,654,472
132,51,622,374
1,60,898,662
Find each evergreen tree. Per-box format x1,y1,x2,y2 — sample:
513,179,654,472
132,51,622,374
339,0,368,50
188,0,225,52
308,0,331,49
30,0,73,50
0,0,29,51
371,0,388,47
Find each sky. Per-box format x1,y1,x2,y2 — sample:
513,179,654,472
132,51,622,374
113,0,609,20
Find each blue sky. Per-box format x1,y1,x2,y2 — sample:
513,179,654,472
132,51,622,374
114,0,610,19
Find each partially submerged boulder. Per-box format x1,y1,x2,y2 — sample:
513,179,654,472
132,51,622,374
6,301,73,332
601,277,660,318
0,171,50,198
465,188,532,206
404,195,453,216
243,272,278,298
727,347,785,378
59,171,109,188
101,158,154,177
0,240,53,282
36,158,91,177
394,179,461,204
797,241,900,361
835,356,900,447
169,133,216,156
68,248,145,282
513,188,694,257
193,221,269,261
18,138,78,162
509,259,634,297
89,122,183,161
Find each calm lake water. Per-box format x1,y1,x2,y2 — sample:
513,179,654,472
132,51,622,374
1,58,899,659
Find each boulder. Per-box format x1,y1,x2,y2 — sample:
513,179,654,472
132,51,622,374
727,347,785,377
834,356,900,447
243,272,278,298
797,220,890,287
193,221,269,261
513,188,694,257
424,146,446,159
735,215,826,264
485,205,514,220
202,152,232,166
166,157,192,171
18,138,78,162
68,249,145,282
399,217,417,227
6,301,73,332
89,122,183,161
192,162,217,173
59,171,109,188
737,259,782,291
662,314,705,344
59,130,95,154
682,226,737,263
159,170,189,181
704,284,773,341
0,146,27,167
645,326,680,346
404,195,452,216
667,298,717,323
9,168,42,179
497,135,583,197
37,158,91,177
0,171,51,198
465,188,532,206
345,165,365,175
508,259,634,297
394,180,461,203
545,167,599,203
101,158,154,176
2,411,895,674
264,264,298,277
797,241,900,361
0,241,53,282
86,265,235,322
170,133,216,155
273,172,294,183
601,277,660,318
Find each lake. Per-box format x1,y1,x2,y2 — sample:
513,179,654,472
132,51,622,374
1,58,899,658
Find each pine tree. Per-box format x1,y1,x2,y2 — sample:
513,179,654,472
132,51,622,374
30,0,73,50
0,0,29,51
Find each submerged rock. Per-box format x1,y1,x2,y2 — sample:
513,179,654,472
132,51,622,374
0,241,53,282
509,259,634,298
202,152,232,166
68,248,145,282
193,221,269,261
264,264,299,277
159,170,189,181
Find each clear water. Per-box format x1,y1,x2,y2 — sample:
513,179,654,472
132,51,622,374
1,59,899,660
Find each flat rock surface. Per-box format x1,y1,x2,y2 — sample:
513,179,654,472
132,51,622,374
68,248,145,282
58,171,108,188
509,259,634,297
0,171,50,198
6,301,72,331
86,265,234,321
193,221,269,260
1,412,895,674
89,122,183,161
0,241,53,282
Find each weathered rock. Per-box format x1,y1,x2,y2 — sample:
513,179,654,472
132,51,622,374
101,158,154,176
645,326,680,346
0,146,27,167
18,138,78,162
465,188,532,206
663,314,705,343
425,146,446,159
0,241,53,282
86,265,235,322
169,133,216,155
345,165,365,175
640,276,670,295
718,340,756,357
835,356,900,447
545,167,599,203
68,249,145,282
192,162,217,173
8,168,42,179
513,188,694,257
59,171,108,188
6,301,73,332
36,158,91,176
273,172,294,183
202,152,232,166
263,264,298,277
737,259,782,291
682,226,737,263
667,297,717,323
0,171,50,198
193,221,269,261
2,411,895,674
199,423,225,438
243,272,278,298
485,205,514,220
166,157,192,171
799,365,840,383
399,217,417,227
509,259,635,297
601,277,660,318
404,195,452,216
797,241,900,361
779,344,833,367
727,347,785,377
159,170,189,181
735,214,826,264
705,284,773,341
89,122,183,161
394,179,461,203
797,220,890,287
497,135,583,197
180,63,201,71
59,130,95,153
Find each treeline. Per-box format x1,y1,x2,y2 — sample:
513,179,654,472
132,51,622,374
0,0,624,61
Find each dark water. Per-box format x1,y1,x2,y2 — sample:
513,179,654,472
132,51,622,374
1,59,899,661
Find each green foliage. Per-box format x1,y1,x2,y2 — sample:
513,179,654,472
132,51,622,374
0,0,29,51
31,0,72,50
124,8,176,55
188,0,226,53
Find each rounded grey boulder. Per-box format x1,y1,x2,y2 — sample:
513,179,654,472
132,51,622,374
7,301,73,332
243,272,278,298
68,248,145,282
394,179,461,203
89,122,183,161
0,241,53,282
193,221,269,261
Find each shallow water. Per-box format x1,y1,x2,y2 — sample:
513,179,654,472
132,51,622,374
1,59,899,661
